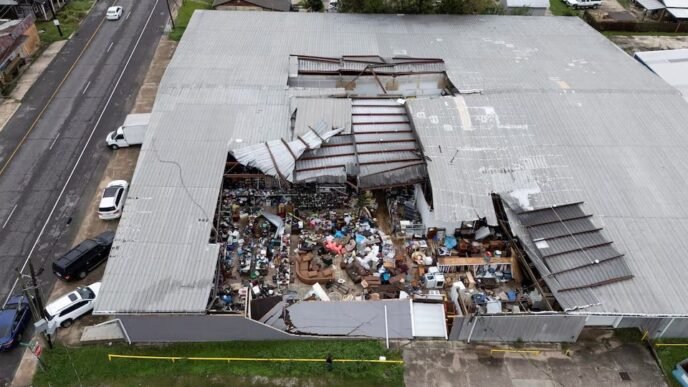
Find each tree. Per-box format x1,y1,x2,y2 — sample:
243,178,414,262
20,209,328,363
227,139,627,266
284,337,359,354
305,0,324,11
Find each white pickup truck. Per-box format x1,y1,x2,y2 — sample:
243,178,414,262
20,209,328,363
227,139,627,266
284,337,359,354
564,0,601,8
106,113,150,149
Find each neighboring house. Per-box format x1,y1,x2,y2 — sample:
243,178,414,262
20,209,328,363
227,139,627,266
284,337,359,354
635,49,688,103
212,0,291,11
500,0,549,15
5,0,68,21
0,14,39,88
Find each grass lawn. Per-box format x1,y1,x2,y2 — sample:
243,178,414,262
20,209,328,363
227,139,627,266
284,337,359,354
169,0,213,41
602,31,688,36
549,0,582,16
655,339,688,387
33,340,404,387
35,0,95,44
616,0,631,8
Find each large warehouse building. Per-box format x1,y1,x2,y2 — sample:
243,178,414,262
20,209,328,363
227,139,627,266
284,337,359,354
93,11,688,342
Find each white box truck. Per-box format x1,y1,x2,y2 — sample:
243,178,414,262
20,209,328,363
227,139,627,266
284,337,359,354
106,113,150,149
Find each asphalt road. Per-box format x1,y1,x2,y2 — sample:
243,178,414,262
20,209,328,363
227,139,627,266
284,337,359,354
0,0,169,382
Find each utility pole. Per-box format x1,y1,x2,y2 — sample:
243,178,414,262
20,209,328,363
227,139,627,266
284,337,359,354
165,0,175,29
29,262,53,349
15,268,40,322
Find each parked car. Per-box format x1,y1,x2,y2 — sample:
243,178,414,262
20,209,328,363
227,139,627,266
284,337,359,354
98,180,129,220
0,296,31,351
44,283,101,329
564,0,601,8
674,358,688,387
52,231,115,281
106,6,123,20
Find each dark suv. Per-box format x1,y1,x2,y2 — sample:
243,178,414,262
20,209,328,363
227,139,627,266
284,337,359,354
52,231,115,281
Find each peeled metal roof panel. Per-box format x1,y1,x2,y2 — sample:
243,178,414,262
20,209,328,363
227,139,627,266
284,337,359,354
518,204,588,227
293,98,352,136
528,217,598,240
536,231,609,257
545,245,623,273
553,258,633,291
508,203,634,309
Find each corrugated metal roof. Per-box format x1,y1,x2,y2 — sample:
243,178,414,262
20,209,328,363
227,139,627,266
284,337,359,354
98,11,688,316
636,0,665,10
636,49,688,103
293,98,352,136
667,7,688,18
504,0,549,7
663,0,688,8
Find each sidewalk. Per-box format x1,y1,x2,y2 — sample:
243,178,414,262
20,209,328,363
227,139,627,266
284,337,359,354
0,41,67,133
9,36,177,387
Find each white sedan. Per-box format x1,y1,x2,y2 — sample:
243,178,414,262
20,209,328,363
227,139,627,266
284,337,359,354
44,282,101,329
98,180,129,220
106,6,123,21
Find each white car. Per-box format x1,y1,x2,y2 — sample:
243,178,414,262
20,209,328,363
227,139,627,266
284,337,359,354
564,0,601,8
98,180,129,220
106,6,123,20
44,282,101,329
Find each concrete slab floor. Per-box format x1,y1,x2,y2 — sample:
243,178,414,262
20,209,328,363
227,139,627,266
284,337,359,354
404,333,667,387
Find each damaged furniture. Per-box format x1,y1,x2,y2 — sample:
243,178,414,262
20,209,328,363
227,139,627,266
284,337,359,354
294,252,335,285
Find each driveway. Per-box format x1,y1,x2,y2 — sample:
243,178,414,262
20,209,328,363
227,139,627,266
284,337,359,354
404,330,667,387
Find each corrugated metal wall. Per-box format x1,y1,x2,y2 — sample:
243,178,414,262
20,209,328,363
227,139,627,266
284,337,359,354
120,315,297,342
617,317,688,338
449,314,586,343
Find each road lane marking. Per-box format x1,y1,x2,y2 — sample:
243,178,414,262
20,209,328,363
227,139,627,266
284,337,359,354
82,80,91,95
49,132,61,150
2,205,17,229
126,11,131,20
107,41,114,52
0,14,110,178
3,0,161,307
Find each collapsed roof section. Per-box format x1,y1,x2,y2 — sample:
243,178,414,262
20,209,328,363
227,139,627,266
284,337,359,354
291,55,446,75
288,55,453,97
505,201,634,311
231,97,427,189
230,119,344,183
295,99,426,188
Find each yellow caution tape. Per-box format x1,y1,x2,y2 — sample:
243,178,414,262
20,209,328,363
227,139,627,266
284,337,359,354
108,354,403,364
